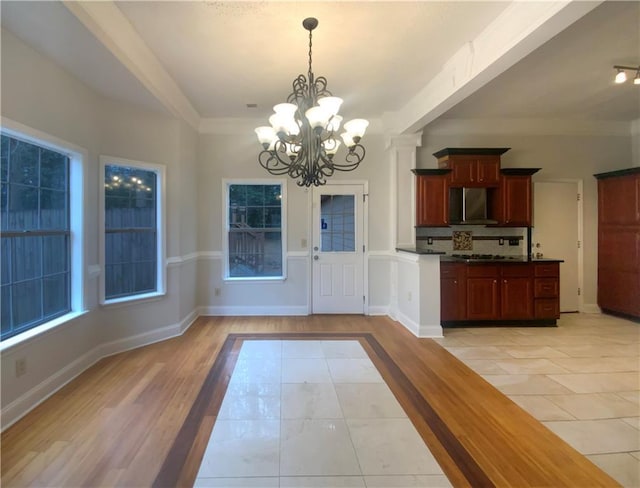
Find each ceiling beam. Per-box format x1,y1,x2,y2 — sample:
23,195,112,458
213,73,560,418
385,0,603,134
63,1,200,129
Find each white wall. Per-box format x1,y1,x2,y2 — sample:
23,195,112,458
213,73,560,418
0,28,197,427
416,119,633,308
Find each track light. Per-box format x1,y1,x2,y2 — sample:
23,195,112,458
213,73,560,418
613,65,640,85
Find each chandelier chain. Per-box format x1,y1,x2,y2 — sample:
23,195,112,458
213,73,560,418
308,29,313,80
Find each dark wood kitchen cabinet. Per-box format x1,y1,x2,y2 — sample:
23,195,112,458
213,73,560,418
413,169,450,226
440,261,560,324
466,265,500,320
594,167,640,319
440,263,466,320
433,148,508,188
491,169,540,227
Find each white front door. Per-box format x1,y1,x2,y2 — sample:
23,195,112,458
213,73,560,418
311,184,365,314
533,181,581,312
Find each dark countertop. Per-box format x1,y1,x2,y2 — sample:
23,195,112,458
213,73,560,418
395,248,563,263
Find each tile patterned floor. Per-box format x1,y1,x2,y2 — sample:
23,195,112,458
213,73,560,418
195,340,452,488
435,312,640,487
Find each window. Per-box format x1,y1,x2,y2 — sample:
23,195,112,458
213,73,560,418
225,181,285,279
1,134,71,341
101,158,165,303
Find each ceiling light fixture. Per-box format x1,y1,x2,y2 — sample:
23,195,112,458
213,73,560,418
613,65,640,85
254,18,368,187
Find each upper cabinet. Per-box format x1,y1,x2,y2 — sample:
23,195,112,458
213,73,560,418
413,169,450,226
491,169,540,227
434,148,508,188
595,169,640,226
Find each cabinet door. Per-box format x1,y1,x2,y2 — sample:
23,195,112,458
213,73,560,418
501,277,533,319
441,278,462,320
416,175,449,226
449,158,476,186
467,278,499,319
598,175,640,225
477,159,500,187
502,175,532,226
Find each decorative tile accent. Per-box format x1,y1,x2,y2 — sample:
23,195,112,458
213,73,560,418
452,231,472,251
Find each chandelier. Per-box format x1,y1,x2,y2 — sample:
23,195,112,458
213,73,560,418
254,17,369,187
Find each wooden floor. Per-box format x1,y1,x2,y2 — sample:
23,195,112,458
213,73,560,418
1,316,620,487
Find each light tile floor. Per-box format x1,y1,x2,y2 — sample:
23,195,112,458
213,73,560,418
195,340,452,488
435,312,640,487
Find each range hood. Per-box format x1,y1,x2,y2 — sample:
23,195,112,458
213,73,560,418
449,188,497,225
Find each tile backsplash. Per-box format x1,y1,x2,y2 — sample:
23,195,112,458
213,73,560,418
416,225,527,256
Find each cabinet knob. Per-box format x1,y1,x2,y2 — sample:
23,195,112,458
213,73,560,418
493,280,497,284
504,279,507,284
454,280,457,284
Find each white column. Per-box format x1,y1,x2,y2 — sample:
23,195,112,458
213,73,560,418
385,133,423,249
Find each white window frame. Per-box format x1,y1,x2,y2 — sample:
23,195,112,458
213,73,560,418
0,119,86,351
222,179,287,282
99,156,166,305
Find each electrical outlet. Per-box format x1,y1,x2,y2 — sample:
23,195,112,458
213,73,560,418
301,238,308,248
498,238,504,245
214,287,221,297
15,358,27,378
427,237,433,245
508,239,519,246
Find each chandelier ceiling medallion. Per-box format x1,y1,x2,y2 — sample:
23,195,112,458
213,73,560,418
254,17,369,187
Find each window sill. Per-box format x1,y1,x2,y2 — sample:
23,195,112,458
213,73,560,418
0,310,89,353
224,276,286,284
100,291,166,308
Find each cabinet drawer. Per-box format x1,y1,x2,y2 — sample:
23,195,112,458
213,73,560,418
440,264,459,278
501,264,531,277
534,263,559,277
535,299,559,319
534,278,559,298
467,265,499,278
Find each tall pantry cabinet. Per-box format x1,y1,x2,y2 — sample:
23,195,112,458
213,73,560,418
594,167,640,319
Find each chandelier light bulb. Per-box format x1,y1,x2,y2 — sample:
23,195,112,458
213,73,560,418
343,119,369,141
318,97,343,117
255,126,277,147
327,115,343,133
615,69,627,84
323,138,341,155
305,106,331,129
635,71,640,85
341,132,355,149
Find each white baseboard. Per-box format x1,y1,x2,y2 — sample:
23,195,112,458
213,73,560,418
419,324,444,338
581,303,601,314
393,310,443,338
367,306,390,316
198,305,308,316
1,309,199,432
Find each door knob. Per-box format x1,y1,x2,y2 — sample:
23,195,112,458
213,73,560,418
313,255,319,260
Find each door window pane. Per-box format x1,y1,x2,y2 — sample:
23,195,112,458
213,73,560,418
320,194,355,252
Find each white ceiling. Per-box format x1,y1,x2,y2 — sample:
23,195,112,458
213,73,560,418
1,1,638,130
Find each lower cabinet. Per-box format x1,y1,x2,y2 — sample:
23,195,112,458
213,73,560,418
440,261,560,323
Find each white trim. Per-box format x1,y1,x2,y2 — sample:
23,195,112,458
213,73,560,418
393,310,443,338
287,251,309,259
367,251,395,260
99,156,167,305
367,306,389,316
198,305,308,316
166,252,199,267
199,251,223,260
1,309,199,431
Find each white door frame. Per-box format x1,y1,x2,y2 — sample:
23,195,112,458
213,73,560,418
307,180,369,314
534,178,584,312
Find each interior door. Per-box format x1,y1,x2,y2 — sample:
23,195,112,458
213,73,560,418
312,184,364,314
533,181,580,312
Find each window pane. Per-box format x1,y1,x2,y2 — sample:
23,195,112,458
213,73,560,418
247,207,264,228
246,185,265,206
104,164,159,300
12,236,42,282
43,235,68,275
1,238,10,285
264,185,281,205
1,285,11,337
8,183,39,230
9,138,39,187
12,279,42,330
1,183,7,231
229,185,246,207
320,194,355,252
0,135,8,182
40,148,67,190
265,207,281,228
40,189,67,229
43,273,68,318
